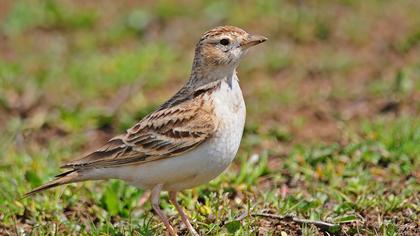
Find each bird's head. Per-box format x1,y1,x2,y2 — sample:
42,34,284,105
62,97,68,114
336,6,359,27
190,26,267,84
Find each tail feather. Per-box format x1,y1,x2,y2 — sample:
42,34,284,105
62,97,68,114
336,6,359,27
24,170,81,198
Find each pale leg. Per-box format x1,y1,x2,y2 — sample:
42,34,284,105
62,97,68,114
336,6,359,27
138,190,151,207
151,184,177,236
169,191,199,236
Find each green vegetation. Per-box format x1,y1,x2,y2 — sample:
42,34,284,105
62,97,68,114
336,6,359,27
1,0,419,235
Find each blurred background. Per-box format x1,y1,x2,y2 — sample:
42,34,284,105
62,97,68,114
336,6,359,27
1,0,419,235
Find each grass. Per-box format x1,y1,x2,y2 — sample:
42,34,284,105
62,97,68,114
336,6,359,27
1,0,419,235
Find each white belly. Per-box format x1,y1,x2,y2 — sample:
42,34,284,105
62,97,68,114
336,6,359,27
103,78,246,191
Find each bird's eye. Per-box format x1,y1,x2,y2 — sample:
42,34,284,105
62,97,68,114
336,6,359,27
220,38,230,46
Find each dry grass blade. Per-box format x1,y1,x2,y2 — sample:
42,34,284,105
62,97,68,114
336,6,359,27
252,212,340,233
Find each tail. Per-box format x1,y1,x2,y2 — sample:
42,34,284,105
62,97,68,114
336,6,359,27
23,170,81,198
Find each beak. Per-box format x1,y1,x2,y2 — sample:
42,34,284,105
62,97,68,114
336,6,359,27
240,35,268,48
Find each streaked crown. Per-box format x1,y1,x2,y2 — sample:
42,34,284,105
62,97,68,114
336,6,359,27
193,26,267,67
188,26,267,87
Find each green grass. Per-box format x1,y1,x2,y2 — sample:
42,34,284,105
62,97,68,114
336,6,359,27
1,0,419,235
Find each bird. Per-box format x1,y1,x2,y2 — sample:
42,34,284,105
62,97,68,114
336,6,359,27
25,25,267,236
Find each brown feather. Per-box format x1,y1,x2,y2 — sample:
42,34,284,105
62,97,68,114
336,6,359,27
60,81,220,169
24,170,81,197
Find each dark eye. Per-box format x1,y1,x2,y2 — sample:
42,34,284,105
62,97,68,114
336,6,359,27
220,38,230,46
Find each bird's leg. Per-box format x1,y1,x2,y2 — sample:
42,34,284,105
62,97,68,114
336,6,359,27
169,191,199,236
138,190,151,207
151,184,177,236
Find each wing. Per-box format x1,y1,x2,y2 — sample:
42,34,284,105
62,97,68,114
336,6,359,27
61,95,218,169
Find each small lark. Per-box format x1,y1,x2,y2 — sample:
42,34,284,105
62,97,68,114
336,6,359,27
26,26,267,236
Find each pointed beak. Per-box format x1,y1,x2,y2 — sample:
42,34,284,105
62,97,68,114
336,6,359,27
240,35,268,48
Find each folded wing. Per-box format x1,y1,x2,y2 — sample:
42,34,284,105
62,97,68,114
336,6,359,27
62,97,218,169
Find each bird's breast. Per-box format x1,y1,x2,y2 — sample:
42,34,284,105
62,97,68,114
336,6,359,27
209,78,246,165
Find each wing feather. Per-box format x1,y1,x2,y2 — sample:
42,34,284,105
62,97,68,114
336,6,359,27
61,92,218,169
